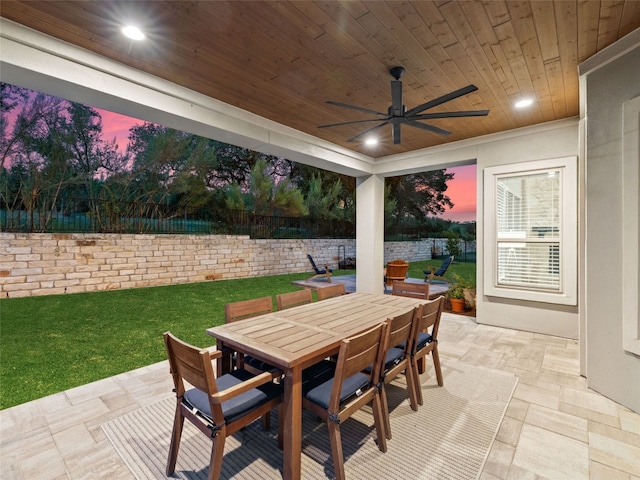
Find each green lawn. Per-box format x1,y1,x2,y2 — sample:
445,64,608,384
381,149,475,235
0,261,475,410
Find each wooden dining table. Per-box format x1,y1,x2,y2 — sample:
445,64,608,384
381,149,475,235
206,292,429,480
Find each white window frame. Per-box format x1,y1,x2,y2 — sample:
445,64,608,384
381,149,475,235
484,157,578,305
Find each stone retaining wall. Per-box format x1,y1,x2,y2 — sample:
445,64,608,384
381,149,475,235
0,233,354,298
0,233,472,298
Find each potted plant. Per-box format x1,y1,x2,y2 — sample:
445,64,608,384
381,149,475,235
448,284,466,313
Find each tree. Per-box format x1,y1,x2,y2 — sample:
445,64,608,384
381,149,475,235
304,174,345,221
225,159,307,216
1,87,129,230
288,163,356,222
446,232,462,259
385,170,454,223
0,83,31,170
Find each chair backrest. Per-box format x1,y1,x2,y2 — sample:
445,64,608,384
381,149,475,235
385,259,409,286
413,296,444,344
164,332,221,418
329,323,387,412
276,289,313,310
307,254,321,273
392,280,429,299
316,283,346,300
435,256,454,276
225,296,273,323
386,307,417,355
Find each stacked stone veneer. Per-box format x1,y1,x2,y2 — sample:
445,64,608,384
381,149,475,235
0,233,472,298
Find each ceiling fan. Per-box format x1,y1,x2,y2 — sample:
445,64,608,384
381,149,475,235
318,66,489,144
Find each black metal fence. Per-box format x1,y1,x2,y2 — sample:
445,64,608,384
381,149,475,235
385,225,437,241
0,199,476,255
0,198,355,239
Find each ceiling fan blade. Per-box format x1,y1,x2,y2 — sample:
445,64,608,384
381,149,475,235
326,100,388,117
346,121,389,143
405,84,479,117
392,123,402,144
391,80,403,115
405,120,451,136
409,110,490,120
318,118,391,128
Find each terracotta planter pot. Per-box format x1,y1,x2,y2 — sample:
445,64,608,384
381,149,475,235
450,298,465,313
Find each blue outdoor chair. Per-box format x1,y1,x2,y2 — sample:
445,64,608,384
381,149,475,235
423,256,453,282
307,254,332,282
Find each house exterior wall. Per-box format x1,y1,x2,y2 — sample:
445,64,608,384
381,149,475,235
475,122,580,339
582,34,640,413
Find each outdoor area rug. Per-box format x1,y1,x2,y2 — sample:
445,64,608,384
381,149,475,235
102,362,517,480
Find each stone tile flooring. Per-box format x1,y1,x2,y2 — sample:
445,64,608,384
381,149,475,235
1,314,639,479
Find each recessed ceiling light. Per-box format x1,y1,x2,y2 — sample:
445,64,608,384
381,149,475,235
122,26,145,41
514,98,534,109
364,137,378,146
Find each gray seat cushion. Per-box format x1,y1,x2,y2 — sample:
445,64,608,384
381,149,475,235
305,372,370,410
301,360,336,395
397,332,433,352
415,332,433,350
232,352,278,373
183,369,281,425
364,347,403,375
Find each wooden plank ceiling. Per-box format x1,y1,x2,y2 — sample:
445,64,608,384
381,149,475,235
1,1,639,157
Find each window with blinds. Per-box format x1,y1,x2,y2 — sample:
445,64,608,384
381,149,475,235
484,157,577,305
496,171,560,291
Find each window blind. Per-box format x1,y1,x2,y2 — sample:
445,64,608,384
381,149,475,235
496,171,561,291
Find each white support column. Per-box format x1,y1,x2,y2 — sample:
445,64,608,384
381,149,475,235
355,174,385,293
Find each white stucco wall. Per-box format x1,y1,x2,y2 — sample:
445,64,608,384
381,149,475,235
582,33,640,413
474,122,580,339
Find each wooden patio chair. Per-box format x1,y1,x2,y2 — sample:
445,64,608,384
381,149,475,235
163,332,283,480
276,289,313,310
316,282,346,300
307,254,333,282
302,323,389,480
409,296,445,406
391,280,430,299
423,256,454,282
377,307,419,438
223,297,278,378
384,259,409,291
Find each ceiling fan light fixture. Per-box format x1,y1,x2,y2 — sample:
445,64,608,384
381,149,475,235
122,25,145,41
364,137,378,146
515,98,534,109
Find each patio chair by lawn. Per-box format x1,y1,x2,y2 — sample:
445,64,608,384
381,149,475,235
307,254,332,282
391,280,430,300
223,297,279,380
316,282,346,300
276,289,313,310
163,332,283,480
423,256,454,282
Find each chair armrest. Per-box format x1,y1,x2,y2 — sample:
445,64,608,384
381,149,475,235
202,346,224,359
211,371,279,404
